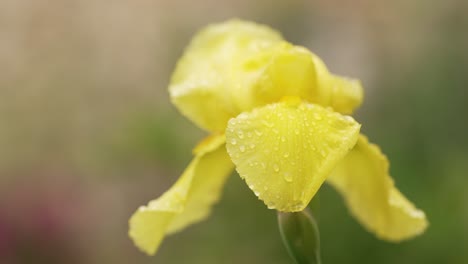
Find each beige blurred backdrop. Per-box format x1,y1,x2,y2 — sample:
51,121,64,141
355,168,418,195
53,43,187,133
1,0,467,263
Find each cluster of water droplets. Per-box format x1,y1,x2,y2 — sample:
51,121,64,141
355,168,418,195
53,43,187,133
226,101,359,212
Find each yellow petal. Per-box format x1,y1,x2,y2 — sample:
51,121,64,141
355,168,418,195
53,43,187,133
247,43,318,107
226,99,361,212
327,135,428,241
310,53,364,114
128,135,234,255
247,44,363,114
169,19,283,132
170,19,364,132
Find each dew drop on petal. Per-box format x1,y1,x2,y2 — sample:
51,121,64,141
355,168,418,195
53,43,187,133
320,149,326,157
273,163,280,172
344,116,354,123
314,113,323,120
262,120,274,128
240,145,246,152
283,172,293,182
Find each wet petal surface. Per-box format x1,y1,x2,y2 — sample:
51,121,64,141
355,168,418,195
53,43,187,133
226,99,360,212
327,135,428,241
169,19,282,131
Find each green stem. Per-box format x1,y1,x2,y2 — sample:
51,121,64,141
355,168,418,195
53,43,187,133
277,208,322,264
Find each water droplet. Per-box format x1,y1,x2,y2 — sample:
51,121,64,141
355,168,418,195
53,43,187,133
314,113,323,120
281,136,286,142
328,139,339,148
254,191,260,196
283,152,289,158
294,129,300,135
237,131,244,139
238,113,248,119
261,162,266,169
267,204,276,209
273,164,280,172
283,172,293,182
249,143,256,149
254,129,263,136
320,149,326,157
263,186,269,191
247,132,252,138
344,116,354,122
240,145,246,152
262,120,274,128
230,138,237,145
289,201,304,211
273,128,279,134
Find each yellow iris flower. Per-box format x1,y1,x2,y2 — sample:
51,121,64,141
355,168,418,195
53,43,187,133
128,19,428,255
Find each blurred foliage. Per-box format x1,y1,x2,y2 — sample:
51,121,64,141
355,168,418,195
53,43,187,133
0,0,467,263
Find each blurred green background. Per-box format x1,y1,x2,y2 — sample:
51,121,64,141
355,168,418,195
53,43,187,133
1,0,467,263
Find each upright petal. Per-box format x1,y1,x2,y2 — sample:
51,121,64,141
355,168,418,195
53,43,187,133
327,135,428,241
169,19,283,131
309,53,364,114
226,98,360,212
169,19,364,132
248,45,363,114
129,135,234,255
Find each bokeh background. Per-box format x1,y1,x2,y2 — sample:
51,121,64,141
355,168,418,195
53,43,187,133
1,0,467,263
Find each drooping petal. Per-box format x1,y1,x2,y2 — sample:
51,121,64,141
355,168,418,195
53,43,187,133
226,98,361,212
169,19,283,132
327,135,428,241
129,135,234,255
